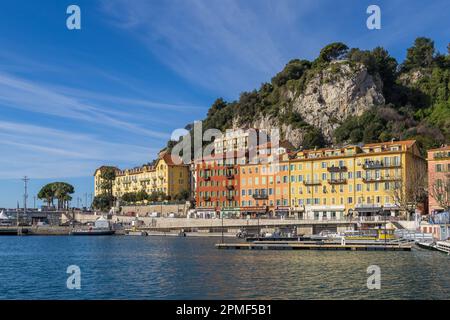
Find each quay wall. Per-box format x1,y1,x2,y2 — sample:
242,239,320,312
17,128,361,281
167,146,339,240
120,204,190,216
71,213,362,231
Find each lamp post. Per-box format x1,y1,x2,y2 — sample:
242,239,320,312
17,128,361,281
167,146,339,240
221,210,224,244
382,205,386,246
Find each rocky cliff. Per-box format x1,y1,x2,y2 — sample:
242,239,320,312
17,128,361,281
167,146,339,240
231,61,385,147
173,39,449,154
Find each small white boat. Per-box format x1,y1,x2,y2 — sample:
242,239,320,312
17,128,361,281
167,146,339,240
70,216,115,236
416,241,438,251
436,241,450,254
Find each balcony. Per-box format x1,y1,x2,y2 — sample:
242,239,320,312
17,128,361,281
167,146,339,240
226,172,234,179
203,196,211,201
303,180,321,186
434,152,450,160
203,176,211,181
362,176,401,183
328,178,347,184
253,193,268,200
226,185,234,190
327,166,347,172
226,195,234,201
362,161,401,170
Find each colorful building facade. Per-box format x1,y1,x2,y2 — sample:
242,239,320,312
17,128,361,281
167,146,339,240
288,140,426,219
94,151,189,200
195,153,241,218
427,145,450,214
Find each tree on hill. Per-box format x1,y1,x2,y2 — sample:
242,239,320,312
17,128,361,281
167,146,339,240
402,37,435,71
317,42,349,63
37,182,75,209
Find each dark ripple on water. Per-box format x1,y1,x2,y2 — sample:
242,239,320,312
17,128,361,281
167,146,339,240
0,236,449,299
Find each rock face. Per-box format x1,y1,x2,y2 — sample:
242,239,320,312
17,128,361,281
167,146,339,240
290,61,385,139
232,61,385,148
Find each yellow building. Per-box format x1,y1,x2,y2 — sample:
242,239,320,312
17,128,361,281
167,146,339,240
289,140,426,220
94,151,189,200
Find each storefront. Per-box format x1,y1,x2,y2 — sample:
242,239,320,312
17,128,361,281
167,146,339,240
220,207,241,219
290,205,305,219
355,204,399,218
304,205,345,220
239,206,267,219
275,206,290,218
195,208,218,219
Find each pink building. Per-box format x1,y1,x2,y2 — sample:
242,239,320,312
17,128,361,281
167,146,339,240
428,146,450,214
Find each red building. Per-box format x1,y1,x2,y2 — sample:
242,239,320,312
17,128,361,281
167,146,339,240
195,153,241,218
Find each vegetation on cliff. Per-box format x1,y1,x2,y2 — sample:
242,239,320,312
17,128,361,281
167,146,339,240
169,38,449,154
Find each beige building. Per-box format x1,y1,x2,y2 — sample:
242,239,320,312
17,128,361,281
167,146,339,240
94,151,189,199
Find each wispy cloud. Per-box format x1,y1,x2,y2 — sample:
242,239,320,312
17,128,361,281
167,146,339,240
0,120,158,179
100,0,321,97
0,72,172,139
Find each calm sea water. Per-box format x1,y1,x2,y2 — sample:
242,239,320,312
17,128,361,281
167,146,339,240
0,236,449,300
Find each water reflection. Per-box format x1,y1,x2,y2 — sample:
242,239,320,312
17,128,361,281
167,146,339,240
0,236,448,299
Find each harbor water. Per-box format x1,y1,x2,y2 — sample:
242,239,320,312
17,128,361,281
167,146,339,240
0,236,449,300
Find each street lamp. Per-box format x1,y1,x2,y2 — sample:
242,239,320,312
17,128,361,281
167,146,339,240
221,210,224,244
382,205,386,246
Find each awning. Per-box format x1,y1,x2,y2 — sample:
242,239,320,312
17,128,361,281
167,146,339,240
355,206,382,213
240,207,267,213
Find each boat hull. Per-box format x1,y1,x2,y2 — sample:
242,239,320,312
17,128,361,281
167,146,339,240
70,230,115,236
0,228,29,235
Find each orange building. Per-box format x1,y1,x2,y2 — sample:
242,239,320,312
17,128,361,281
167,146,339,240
428,146,450,214
239,152,291,217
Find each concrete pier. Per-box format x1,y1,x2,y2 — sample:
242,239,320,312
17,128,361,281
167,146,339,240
216,241,412,251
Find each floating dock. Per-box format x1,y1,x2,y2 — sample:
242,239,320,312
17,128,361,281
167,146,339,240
216,241,412,251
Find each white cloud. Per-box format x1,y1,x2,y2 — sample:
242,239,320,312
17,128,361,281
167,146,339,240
0,72,172,140
0,120,159,179
100,0,321,97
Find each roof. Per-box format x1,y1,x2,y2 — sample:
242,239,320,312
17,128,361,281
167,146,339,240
363,140,416,148
428,145,450,152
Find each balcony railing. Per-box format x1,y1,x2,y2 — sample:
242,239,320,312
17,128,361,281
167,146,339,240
327,178,347,184
434,152,450,160
203,196,211,201
303,180,321,186
362,176,401,183
253,193,268,200
226,195,234,201
363,162,401,169
226,185,234,190
226,173,234,179
203,176,211,181
327,166,347,172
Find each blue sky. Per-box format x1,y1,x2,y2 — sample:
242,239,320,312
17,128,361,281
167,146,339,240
0,0,448,208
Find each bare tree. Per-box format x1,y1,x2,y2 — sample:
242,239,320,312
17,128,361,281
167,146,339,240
390,169,428,220
430,173,450,212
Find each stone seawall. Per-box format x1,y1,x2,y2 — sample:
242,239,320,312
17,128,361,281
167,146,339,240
120,204,190,216
70,213,362,234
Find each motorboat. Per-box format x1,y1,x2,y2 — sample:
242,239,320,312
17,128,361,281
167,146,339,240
70,216,115,236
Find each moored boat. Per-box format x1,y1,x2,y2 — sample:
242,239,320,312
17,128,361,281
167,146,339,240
416,241,438,251
436,241,450,254
70,216,115,236
70,228,115,236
